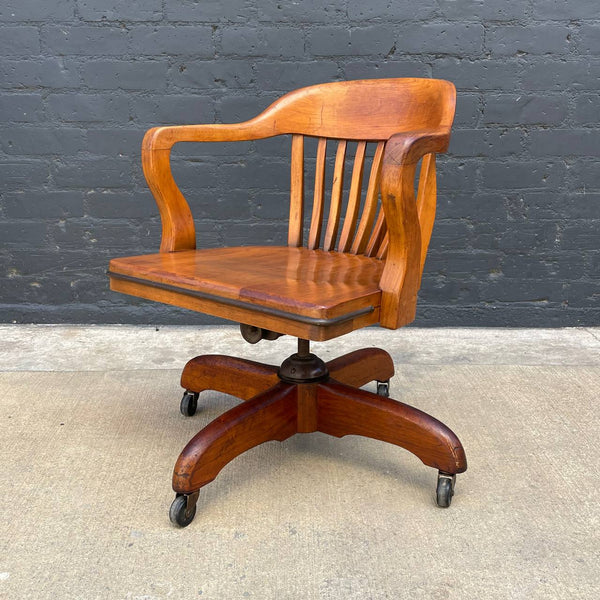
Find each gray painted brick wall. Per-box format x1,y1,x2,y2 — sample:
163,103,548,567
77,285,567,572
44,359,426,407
0,0,598,326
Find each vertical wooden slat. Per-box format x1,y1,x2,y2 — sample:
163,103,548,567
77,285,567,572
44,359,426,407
376,232,389,259
307,137,327,250
415,153,437,272
288,134,304,247
322,140,347,251
337,141,366,252
350,141,385,254
364,209,386,257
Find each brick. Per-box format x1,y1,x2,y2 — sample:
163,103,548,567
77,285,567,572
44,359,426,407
221,26,304,58
574,94,599,124
255,61,339,90
217,94,274,123
347,0,437,21
529,130,600,157
171,60,253,90
521,59,600,91
0,161,49,189
47,93,130,122
0,127,86,155
342,60,429,80
439,0,526,21
432,58,520,90
86,129,143,156
0,94,43,122
501,253,585,280
129,25,213,57
251,191,289,221
579,24,600,55
257,1,345,23
82,60,168,90
448,129,523,157
220,222,288,246
166,0,251,23
85,191,157,219
42,25,128,56
262,28,305,58
561,222,600,250
0,58,80,89
532,0,597,20
570,160,600,191
308,26,395,56
3,191,84,218
483,94,568,125
396,24,484,55
437,159,478,191
77,0,162,21
0,27,40,55
0,0,74,21
0,222,47,246
482,161,566,190
53,158,132,188
131,94,214,124
526,193,600,220
454,94,481,127
487,25,571,56
194,190,253,221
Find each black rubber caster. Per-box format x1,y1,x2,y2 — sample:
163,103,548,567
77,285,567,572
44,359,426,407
436,472,456,508
169,494,198,527
180,391,199,417
376,380,390,397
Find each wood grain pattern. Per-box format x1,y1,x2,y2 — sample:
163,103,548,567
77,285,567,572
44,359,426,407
109,246,383,320
288,134,305,247
181,355,279,401
322,139,347,252
337,141,366,253
128,79,456,337
172,382,298,492
326,348,395,388
350,141,385,255
416,153,437,274
307,137,327,250
171,352,466,496
317,381,468,474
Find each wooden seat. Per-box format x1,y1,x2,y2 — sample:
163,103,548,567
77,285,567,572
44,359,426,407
109,246,384,340
108,78,467,526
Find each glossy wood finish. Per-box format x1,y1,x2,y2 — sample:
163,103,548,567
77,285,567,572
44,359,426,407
317,381,467,474
326,348,395,388
109,246,384,340
109,79,467,511
173,383,298,491
135,78,456,334
181,355,279,401
172,348,467,496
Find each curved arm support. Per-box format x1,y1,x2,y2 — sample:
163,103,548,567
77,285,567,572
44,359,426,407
142,115,278,252
378,130,450,329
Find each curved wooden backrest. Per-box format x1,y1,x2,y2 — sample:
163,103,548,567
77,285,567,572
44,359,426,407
258,78,456,140
276,79,455,266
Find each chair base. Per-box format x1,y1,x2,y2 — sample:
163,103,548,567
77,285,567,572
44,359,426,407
170,346,467,525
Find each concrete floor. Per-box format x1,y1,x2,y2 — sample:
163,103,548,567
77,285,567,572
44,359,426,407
1,325,599,599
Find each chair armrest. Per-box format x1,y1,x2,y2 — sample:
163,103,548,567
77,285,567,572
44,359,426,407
378,130,450,329
142,117,278,252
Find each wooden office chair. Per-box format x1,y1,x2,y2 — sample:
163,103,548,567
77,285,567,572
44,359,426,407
108,78,467,527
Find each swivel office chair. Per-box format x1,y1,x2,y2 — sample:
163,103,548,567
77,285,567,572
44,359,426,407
108,78,467,527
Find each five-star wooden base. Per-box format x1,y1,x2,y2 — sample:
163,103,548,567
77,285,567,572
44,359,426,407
169,345,467,525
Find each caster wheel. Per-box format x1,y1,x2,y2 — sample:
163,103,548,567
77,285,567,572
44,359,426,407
169,494,197,527
436,472,456,508
180,391,199,417
376,380,390,397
